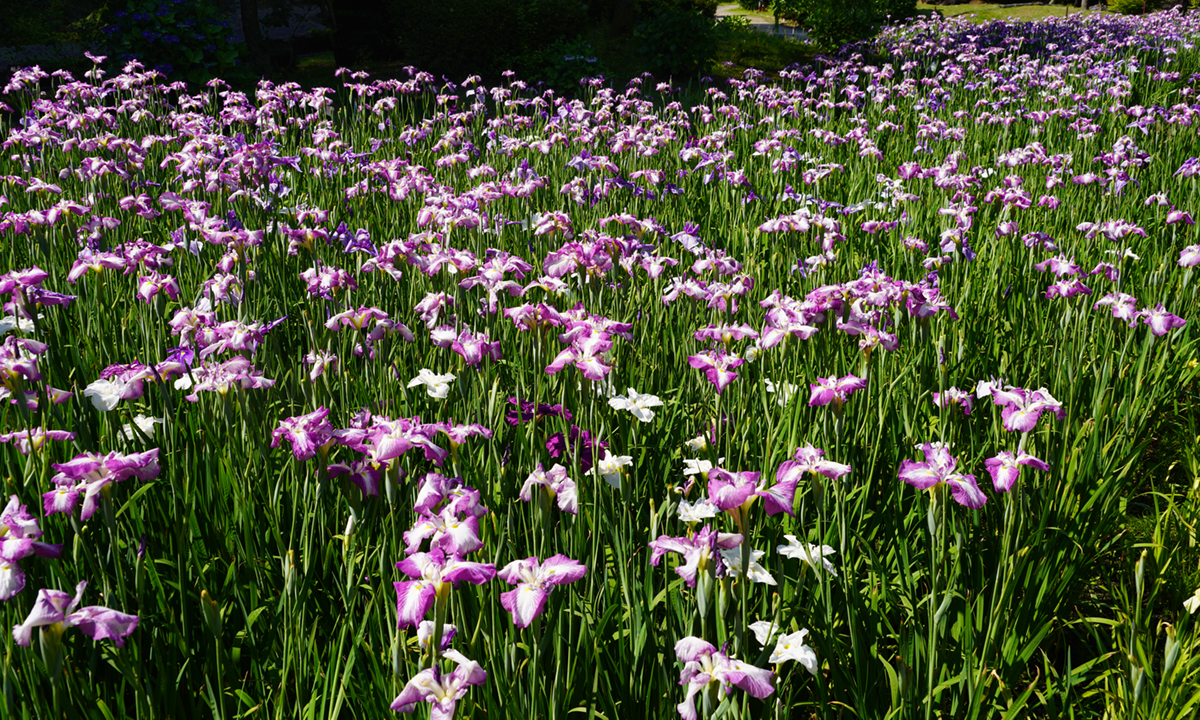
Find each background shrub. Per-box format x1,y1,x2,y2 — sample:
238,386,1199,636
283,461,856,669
384,0,588,82
0,0,107,47
1109,0,1151,13
530,37,613,90
633,4,719,78
104,0,248,83
790,0,878,50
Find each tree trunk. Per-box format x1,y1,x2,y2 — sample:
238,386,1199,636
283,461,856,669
241,0,272,77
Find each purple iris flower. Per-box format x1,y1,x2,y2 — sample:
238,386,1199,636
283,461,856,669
393,550,495,629
505,398,573,426
178,356,275,402
1094,293,1141,324
983,451,1049,493
932,386,972,415
775,444,852,483
412,473,487,519
687,351,743,394
0,427,75,456
0,496,62,601
898,442,987,509
674,637,774,720
984,386,1065,433
13,581,138,648
1142,303,1186,336
403,506,483,557
44,449,161,520
707,467,797,517
364,417,449,466
648,525,743,587
1179,246,1200,267
497,555,587,628
390,649,487,717
520,463,578,514
326,461,383,498
808,374,867,408
270,407,333,461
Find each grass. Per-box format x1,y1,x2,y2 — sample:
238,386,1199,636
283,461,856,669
915,1,1102,22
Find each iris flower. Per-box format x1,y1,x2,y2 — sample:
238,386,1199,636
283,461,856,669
748,620,818,671
408,369,456,399
394,550,495,628
0,427,74,455
674,637,774,720
497,554,587,628
808,374,866,408
719,547,776,585
1142,303,1186,336
119,415,164,443
1094,292,1141,324
591,450,632,488
0,496,61,601
677,498,719,524
707,467,798,518
82,378,125,411
985,387,1065,433
649,524,743,587
270,407,333,461
44,449,160,520
413,473,488,519
327,460,384,498
607,388,664,422
983,451,1049,493
520,463,578,514
898,442,987,508
1180,245,1200,267
933,387,973,416
416,621,456,651
767,629,818,672
775,444,852,483
403,506,483,557
12,581,138,648
687,351,743,394
778,535,838,576
390,649,487,718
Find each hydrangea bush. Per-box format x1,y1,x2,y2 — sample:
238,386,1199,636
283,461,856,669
1,9,1199,718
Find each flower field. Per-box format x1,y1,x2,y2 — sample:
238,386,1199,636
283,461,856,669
2,7,1200,719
